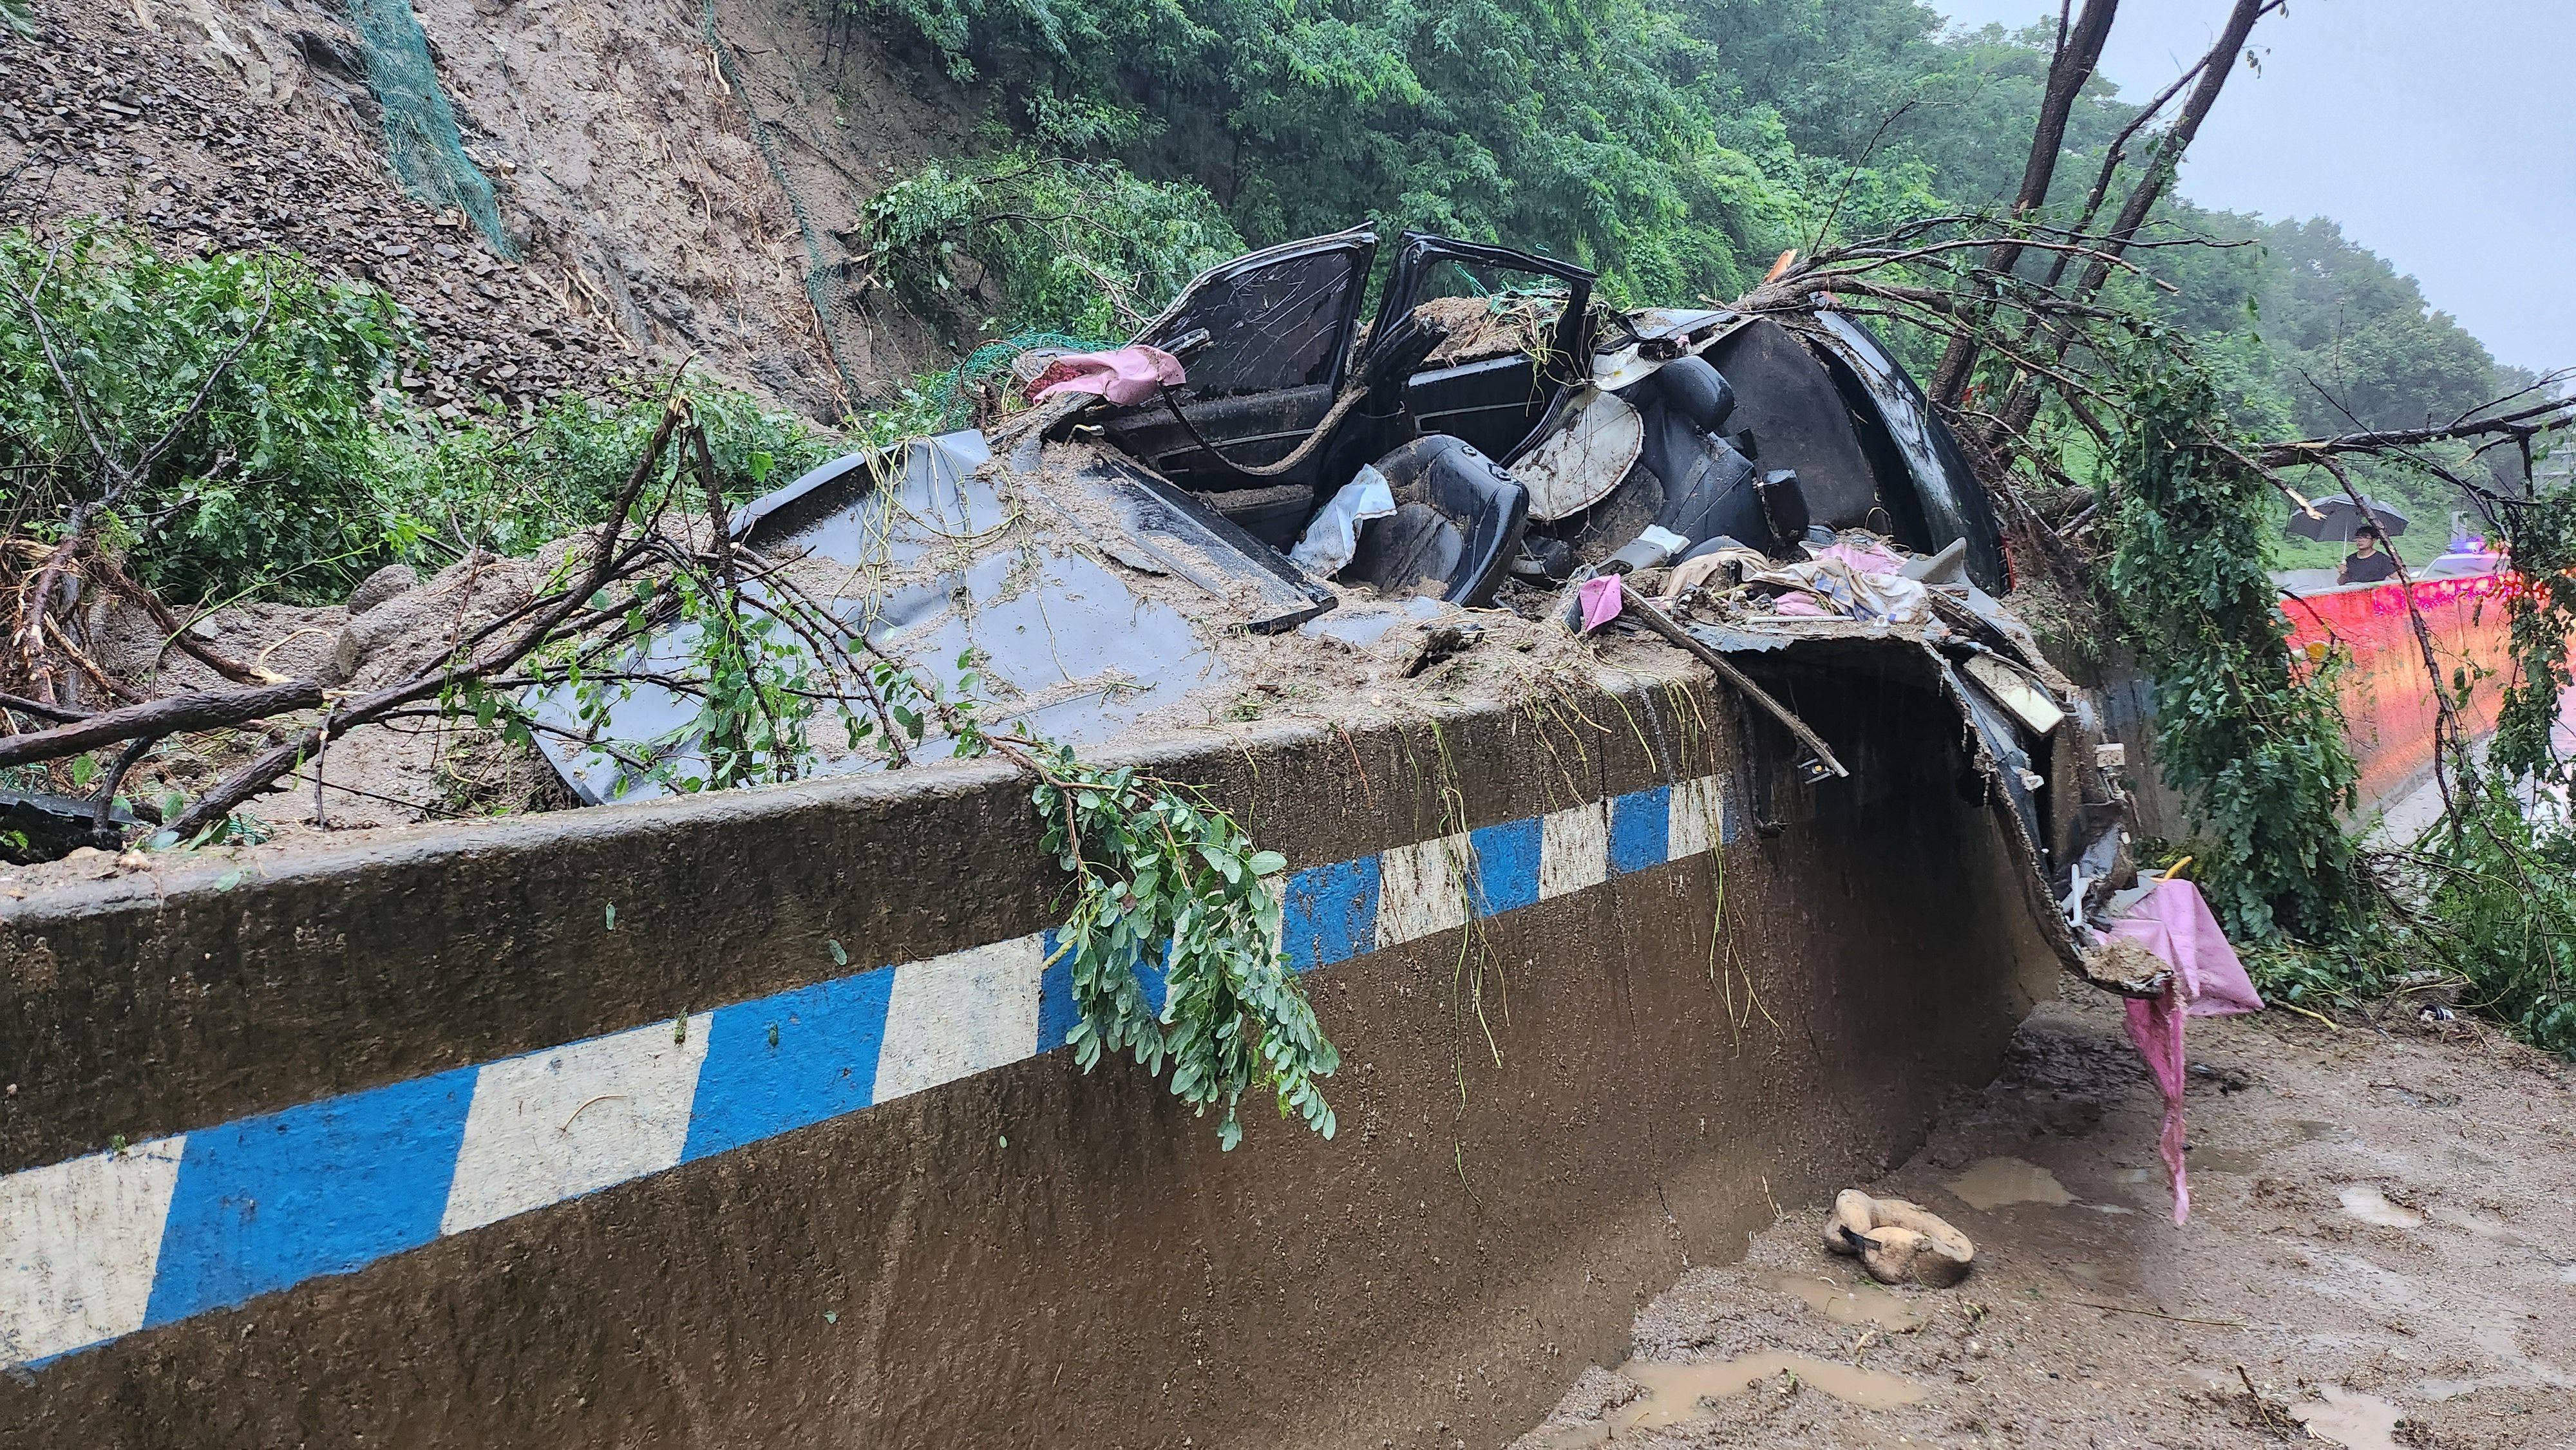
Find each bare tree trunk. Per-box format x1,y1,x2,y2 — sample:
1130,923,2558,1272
1929,0,2118,407
1995,0,2277,438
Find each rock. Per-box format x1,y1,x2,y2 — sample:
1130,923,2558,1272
346,563,420,617
334,554,538,687
333,592,418,681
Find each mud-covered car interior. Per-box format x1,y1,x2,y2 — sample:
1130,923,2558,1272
533,223,2143,983
1096,225,2009,605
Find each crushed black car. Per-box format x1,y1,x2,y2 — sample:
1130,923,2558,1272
531,226,2138,981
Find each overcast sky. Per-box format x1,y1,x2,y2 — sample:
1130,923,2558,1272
1931,0,2576,375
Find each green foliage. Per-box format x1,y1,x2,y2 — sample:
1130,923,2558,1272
2396,773,2576,1055
840,0,2516,526
865,154,1241,336
549,572,825,798
374,383,834,561
841,0,1854,307
1025,746,1337,1149
2490,452,2575,786
0,225,406,603
2104,356,2363,943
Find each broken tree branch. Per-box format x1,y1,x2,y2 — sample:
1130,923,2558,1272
1930,0,2119,404
1994,0,2281,440
0,679,327,771
166,398,687,838
1612,581,1850,780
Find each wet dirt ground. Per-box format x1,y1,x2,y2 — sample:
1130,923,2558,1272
1510,990,2576,1449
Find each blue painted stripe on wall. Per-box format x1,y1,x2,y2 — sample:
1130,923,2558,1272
1469,817,1542,917
1607,786,1671,874
682,967,897,1163
1280,858,1380,972
141,1066,478,1327
1036,930,1081,1052
1036,931,1173,1051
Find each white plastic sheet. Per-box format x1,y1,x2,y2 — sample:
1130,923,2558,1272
1289,467,1397,576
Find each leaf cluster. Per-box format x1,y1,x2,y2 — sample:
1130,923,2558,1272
1027,748,1338,1149
0,225,406,604
2103,356,2363,943
865,153,1242,338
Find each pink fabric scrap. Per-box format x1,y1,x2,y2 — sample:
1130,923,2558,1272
1770,592,1832,617
2107,878,2264,1225
1578,574,1627,632
1815,540,1906,576
1028,344,1186,405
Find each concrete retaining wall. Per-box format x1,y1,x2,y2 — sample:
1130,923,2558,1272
1,654,2058,1447
2279,573,2515,814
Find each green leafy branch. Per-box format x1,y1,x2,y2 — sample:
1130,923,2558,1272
1018,744,1336,1149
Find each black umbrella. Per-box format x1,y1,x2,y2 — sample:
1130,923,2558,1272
2286,494,2410,543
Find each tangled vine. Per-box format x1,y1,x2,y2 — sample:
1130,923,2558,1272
2103,359,2364,943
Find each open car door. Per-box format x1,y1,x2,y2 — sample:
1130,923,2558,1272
1369,232,1595,462
1099,227,1377,542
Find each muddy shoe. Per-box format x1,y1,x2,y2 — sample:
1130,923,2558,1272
1824,1189,1975,1288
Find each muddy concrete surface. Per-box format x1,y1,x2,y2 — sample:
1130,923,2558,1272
1511,990,2575,1449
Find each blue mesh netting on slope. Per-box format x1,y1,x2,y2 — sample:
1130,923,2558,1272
343,0,515,256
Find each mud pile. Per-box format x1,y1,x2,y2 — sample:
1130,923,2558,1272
1,0,964,414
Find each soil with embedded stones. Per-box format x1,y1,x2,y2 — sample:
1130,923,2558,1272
2,0,966,416
1,1,615,411
1511,990,2575,1449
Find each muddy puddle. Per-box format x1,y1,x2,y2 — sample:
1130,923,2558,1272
2185,1145,2268,1174
1511,995,2576,1450
2291,1386,2405,1450
2338,1185,2425,1229
1755,1271,1927,1331
1944,1156,2074,1210
1528,1355,1927,1445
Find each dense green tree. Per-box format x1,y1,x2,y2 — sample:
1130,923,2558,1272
843,0,2524,473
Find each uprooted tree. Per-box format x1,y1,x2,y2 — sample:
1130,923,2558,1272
1727,0,2576,1028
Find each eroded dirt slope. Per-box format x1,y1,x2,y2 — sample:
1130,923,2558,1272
1,0,964,413
1511,992,2575,1449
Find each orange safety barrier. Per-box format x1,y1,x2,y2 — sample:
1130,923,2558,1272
2277,573,2519,810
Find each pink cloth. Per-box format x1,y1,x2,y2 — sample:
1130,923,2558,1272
2107,878,2264,1225
1815,540,1906,576
1578,574,1627,633
1028,345,1187,404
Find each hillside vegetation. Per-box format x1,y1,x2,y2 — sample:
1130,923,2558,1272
849,0,2519,550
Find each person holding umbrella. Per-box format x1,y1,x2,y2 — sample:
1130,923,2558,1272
2338,522,2400,586
2285,493,2410,586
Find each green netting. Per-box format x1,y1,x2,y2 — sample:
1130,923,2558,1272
343,0,515,257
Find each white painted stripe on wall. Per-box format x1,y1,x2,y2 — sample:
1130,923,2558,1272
439,1014,712,1236
1538,801,1610,901
0,1135,185,1365
1375,833,1472,948
1669,775,1723,860
873,934,1046,1101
